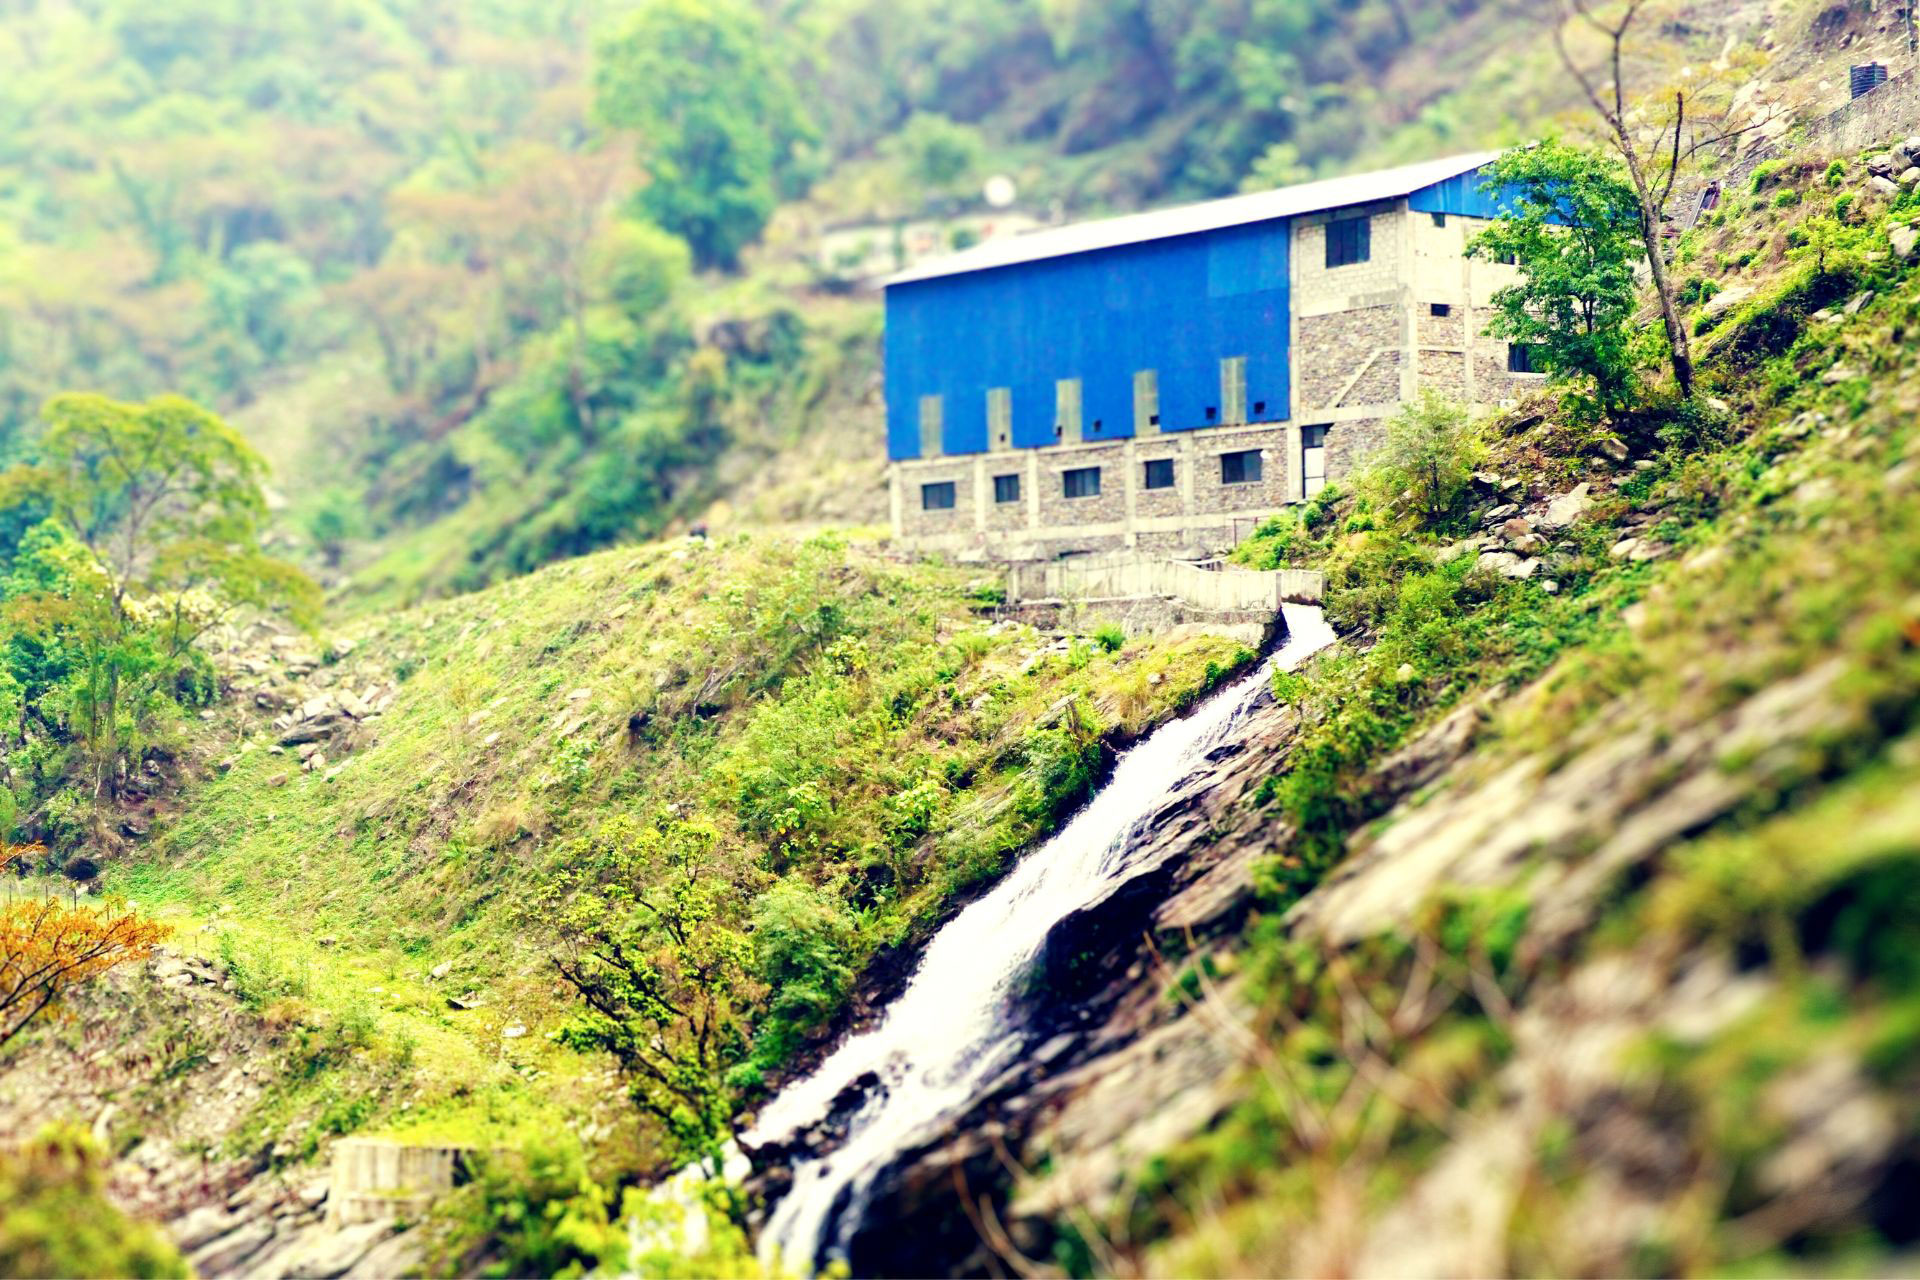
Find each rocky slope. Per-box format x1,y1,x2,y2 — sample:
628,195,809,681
753,145,1920,1274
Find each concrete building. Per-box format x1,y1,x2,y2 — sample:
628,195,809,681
884,152,1547,559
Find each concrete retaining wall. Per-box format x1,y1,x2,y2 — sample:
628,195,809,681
327,1139,471,1226
1006,552,1323,611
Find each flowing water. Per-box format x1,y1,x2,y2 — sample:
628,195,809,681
746,604,1337,1273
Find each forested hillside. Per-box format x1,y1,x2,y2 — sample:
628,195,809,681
10,1,1920,1277
0,0,1551,607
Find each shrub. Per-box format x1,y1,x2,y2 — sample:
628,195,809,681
752,879,858,1062
0,1127,186,1279
1092,621,1126,653
1359,390,1484,528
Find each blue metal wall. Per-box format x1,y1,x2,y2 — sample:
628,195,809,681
1407,164,1520,219
885,218,1292,461
884,163,1536,462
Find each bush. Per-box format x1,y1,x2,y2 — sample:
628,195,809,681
1358,390,1484,528
752,879,858,1063
1092,621,1126,653
0,1127,186,1279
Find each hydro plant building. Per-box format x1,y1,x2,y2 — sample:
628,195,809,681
884,152,1548,558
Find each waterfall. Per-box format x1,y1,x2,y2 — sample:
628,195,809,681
746,604,1336,1274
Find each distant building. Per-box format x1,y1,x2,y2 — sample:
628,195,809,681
883,152,1547,559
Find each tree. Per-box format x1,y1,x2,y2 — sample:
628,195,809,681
882,113,986,205
594,0,818,270
1469,142,1644,417
550,812,759,1171
0,888,170,1051
0,394,318,803
1542,0,1782,398
1364,391,1483,526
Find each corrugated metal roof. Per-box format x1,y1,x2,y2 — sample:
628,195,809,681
884,151,1502,287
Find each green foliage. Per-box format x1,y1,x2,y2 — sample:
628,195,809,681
751,879,857,1062
595,0,818,270
1357,390,1484,527
0,394,316,835
1092,621,1127,653
883,113,986,201
549,811,754,1167
0,1127,187,1279
1470,141,1645,416
432,1139,634,1280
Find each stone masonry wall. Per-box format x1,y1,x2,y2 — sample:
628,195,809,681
1324,416,1386,484
1036,440,1127,529
1190,426,1292,515
1418,347,1470,401
897,459,977,540
1297,305,1402,412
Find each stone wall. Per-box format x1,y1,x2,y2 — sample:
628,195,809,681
892,424,1292,558
1419,347,1470,400
1297,304,1402,412
896,458,978,541
1324,416,1386,484
1036,440,1127,528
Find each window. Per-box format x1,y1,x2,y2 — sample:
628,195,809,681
1302,424,1329,499
993,473,1021,504
987,387,1012,450
1325,216,1371,268
1062,467,1101,499
1430,211,1448,228
1220,355,1247,425
1220,449,1264,486
1143,458,1175,490
1253,400,1267,416
917,395,943,457
921,481,956,511
1205,406,1218,422
1055,377,1082,444
1133,369,1160,436
1430,302,1453,317
1508,343,1541,374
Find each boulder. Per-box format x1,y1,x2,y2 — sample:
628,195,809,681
1541,482,1594,529
1843,291,1874,317
1870,175,1901,196
1475,550,1539,579
1867,152,1896,177
1498,516,1534,542
1903,167,1920,187
1701,286,1752,318
1891,223,1918,261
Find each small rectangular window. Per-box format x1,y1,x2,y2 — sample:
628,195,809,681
1062,467,1101,499
1220,449,1264,486
921,481,956,511
1430,211,1447,228
1325,216,1371,268
1430,302,1452,317
992,473,1020,504
1143,458,1175,490
1205,406,1218,422
1253,400,1267,417
1508,343,1540,374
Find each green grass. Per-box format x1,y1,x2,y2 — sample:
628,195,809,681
123,528,1252,1167
1089,144,1920,1278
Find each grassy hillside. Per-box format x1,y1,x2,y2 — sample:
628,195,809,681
1035,129,1920,1277
115,532,1252,1180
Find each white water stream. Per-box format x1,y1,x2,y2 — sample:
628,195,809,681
745,604,1336,1274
